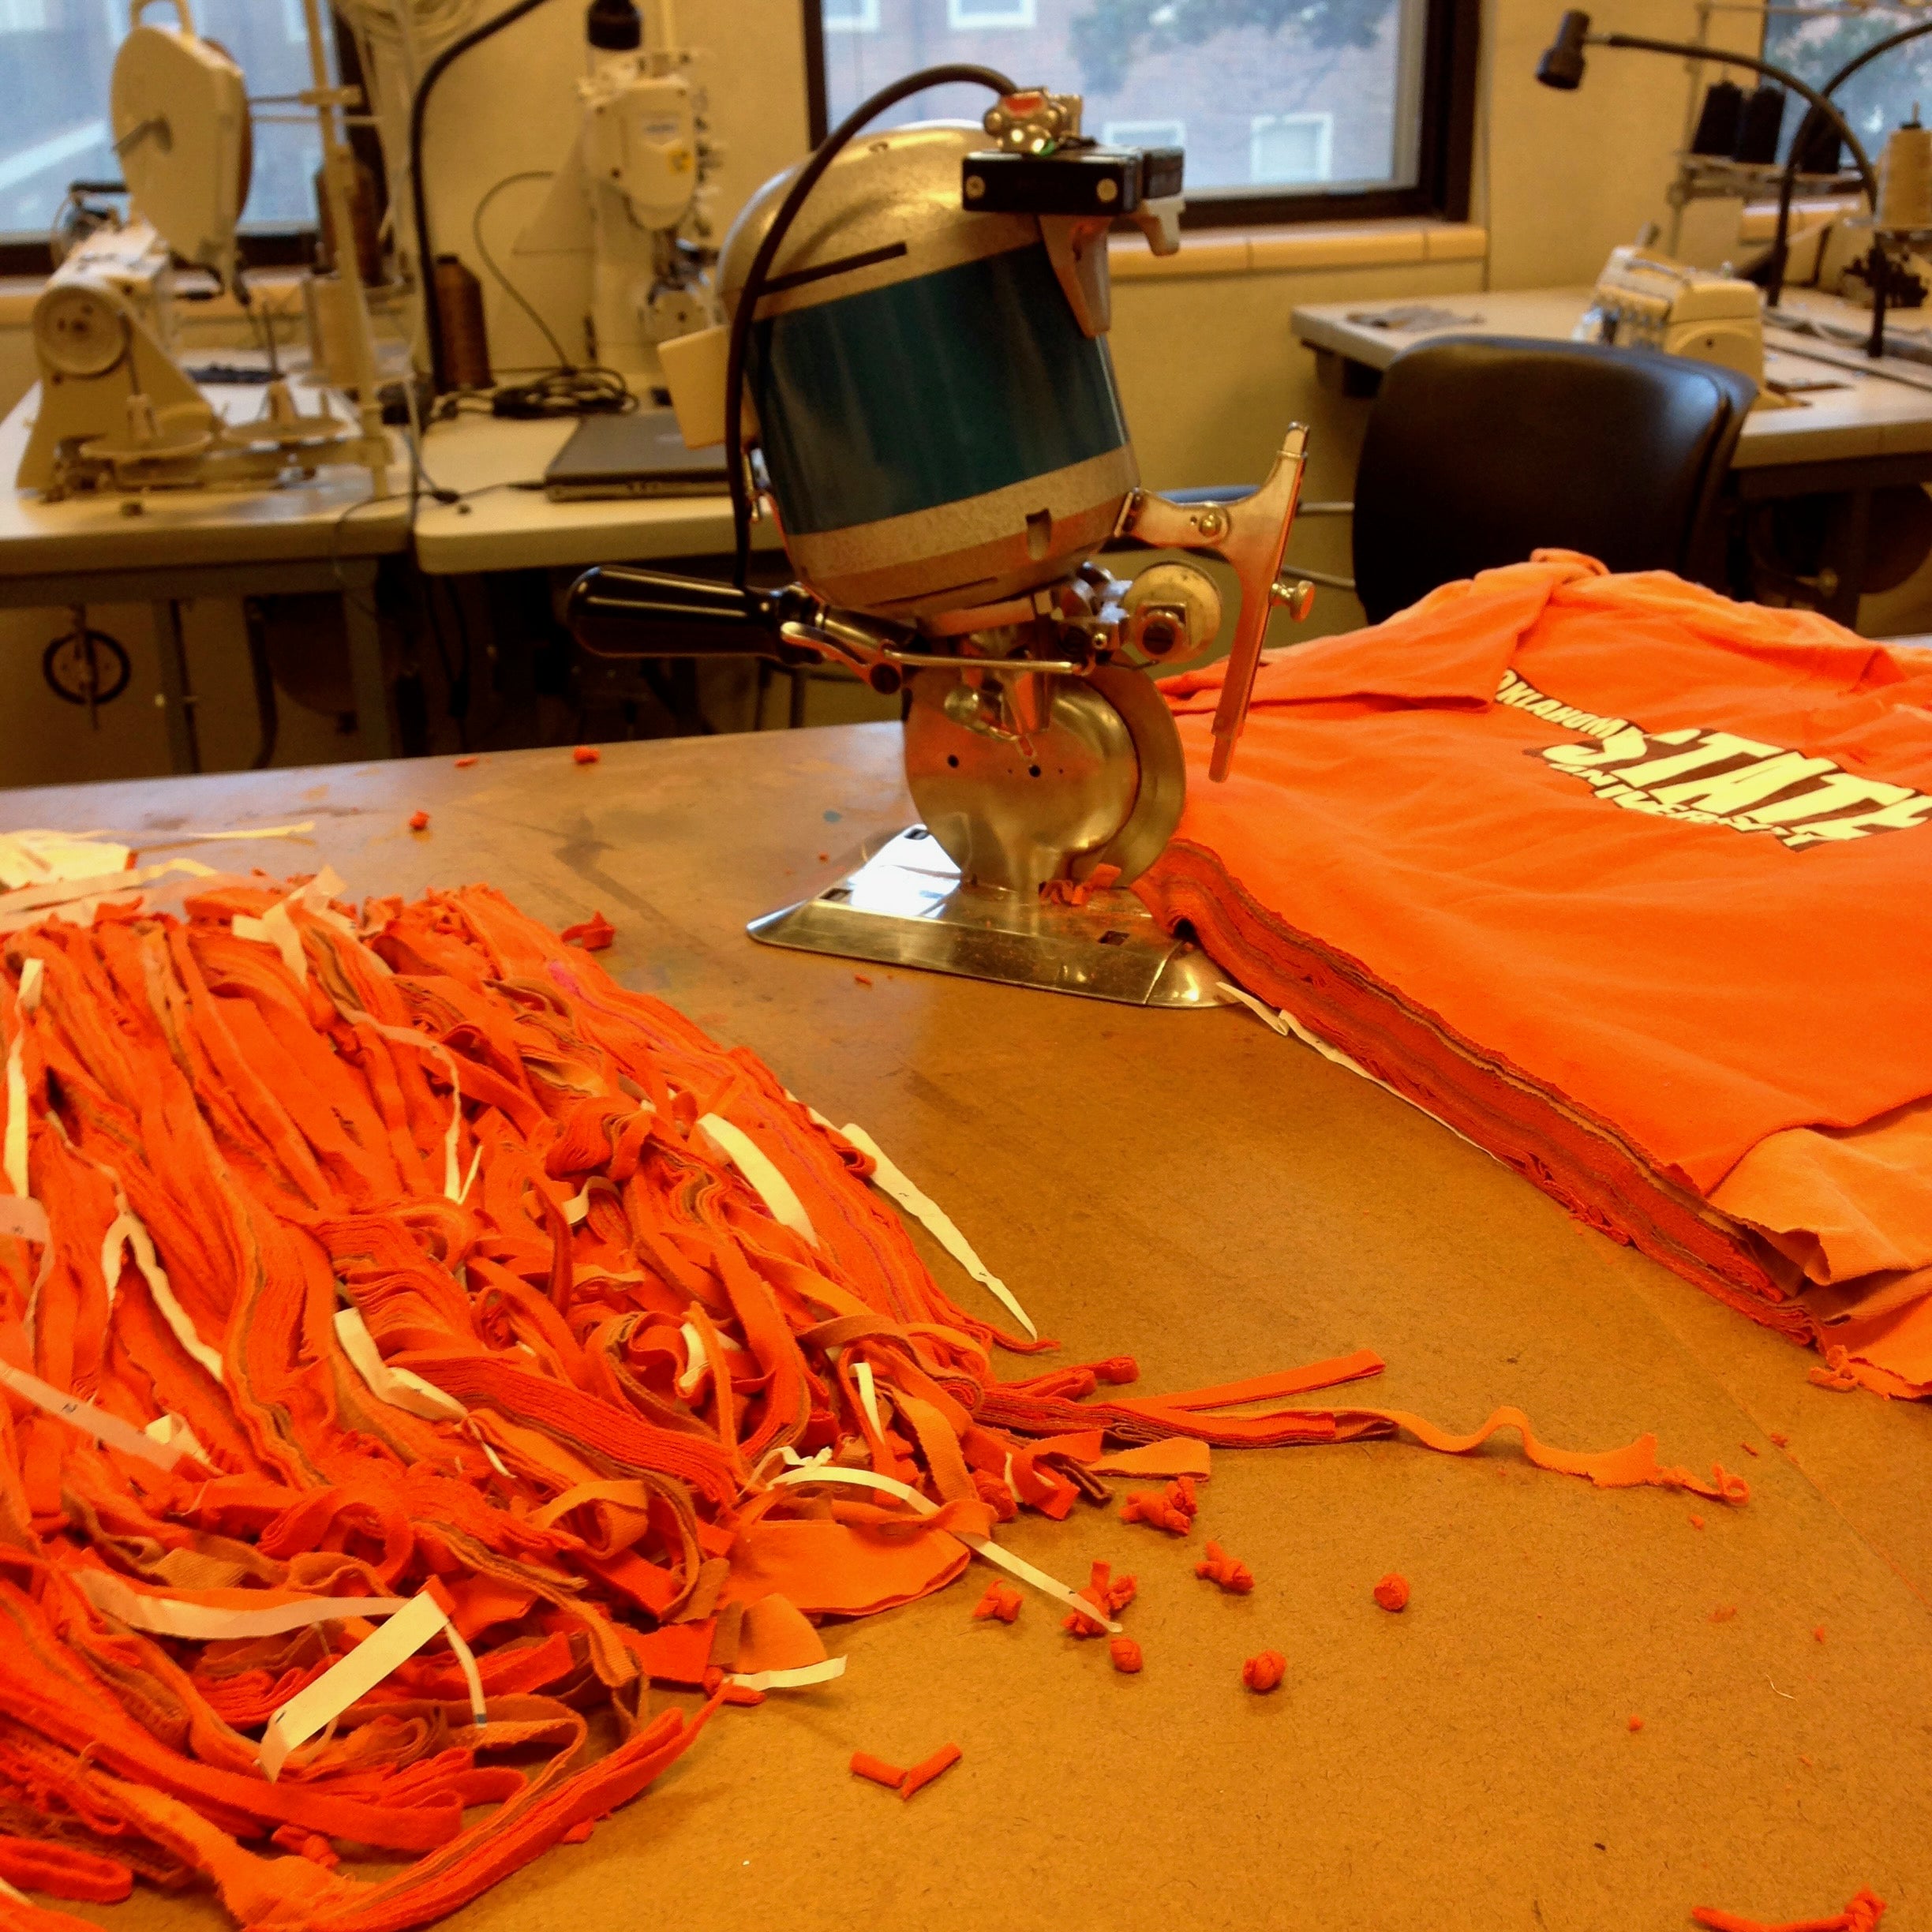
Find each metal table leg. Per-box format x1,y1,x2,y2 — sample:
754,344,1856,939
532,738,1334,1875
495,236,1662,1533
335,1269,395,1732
151,598,200,775
340,561,395,759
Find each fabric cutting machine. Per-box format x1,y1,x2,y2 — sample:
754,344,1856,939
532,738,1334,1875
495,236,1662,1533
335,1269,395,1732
567,73,1314,1005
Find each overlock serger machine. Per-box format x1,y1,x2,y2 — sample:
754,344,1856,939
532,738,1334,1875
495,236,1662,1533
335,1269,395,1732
567,76,1314,1005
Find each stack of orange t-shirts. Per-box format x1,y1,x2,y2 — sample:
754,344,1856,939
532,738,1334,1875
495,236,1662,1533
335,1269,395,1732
1145,552,1932,1397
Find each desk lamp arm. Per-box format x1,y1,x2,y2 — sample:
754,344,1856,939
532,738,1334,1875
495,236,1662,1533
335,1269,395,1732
1537,15,1877,209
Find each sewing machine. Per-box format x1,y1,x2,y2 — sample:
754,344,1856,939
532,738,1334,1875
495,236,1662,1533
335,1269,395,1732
1575,245,1765,382
16,0,388,499
567,88,1313,1005
506,0,721,373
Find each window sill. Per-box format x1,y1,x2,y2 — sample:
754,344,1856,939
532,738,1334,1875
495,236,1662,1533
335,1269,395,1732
0,268,309,330
1110,219,1487,281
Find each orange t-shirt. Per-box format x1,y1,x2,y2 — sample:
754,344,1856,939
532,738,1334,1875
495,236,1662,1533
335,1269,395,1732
1153,553,1932,1197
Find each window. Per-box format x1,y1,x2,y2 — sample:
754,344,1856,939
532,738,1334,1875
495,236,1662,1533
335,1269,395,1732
1762,6,1932,162
1102,117,1184,148
824,0,881,33
948,0,1035,28
1251,111,1333,185
805,0,1477,224
0,0,328,263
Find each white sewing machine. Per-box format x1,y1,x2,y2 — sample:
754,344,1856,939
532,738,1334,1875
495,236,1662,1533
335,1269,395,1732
507,0,721,374
16,0,388,499
1574,245,1765,383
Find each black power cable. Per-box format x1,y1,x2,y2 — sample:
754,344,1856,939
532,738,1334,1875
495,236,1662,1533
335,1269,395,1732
410,0,554,394
723,62,1017,591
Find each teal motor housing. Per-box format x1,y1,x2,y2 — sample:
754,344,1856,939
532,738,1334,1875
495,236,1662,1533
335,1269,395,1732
721,123,1142,622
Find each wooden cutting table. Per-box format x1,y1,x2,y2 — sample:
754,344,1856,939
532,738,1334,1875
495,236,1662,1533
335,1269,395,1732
6,723,1931,1932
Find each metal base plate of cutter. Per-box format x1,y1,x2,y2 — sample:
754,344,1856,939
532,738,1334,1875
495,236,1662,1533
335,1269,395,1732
747,826,1223,1008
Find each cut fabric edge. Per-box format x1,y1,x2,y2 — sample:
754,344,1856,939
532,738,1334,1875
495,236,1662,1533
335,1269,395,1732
1143,849,1817,1349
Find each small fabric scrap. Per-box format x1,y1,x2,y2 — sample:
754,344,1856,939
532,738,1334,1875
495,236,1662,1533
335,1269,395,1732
850,1753,906,1791
1242,1650,1286,1693
1373,1574,1410,1612
971,1583,1022,1623
1195,1541,1254,1593
561,912,616,951
899,1743,961,1801
1690,1887,1886,1931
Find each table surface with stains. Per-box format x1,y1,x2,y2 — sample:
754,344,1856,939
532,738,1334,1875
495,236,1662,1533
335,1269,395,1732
4,722,1930,1932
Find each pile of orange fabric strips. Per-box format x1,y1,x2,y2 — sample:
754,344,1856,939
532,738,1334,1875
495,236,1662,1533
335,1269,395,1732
0,881,1747,1932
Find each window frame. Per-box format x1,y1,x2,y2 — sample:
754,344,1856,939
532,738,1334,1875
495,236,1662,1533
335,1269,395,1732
822,0,882,33
945,0,1038,29
802,0,1478,227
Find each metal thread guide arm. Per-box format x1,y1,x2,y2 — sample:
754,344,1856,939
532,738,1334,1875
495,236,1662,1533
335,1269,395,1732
1115,425,1310,780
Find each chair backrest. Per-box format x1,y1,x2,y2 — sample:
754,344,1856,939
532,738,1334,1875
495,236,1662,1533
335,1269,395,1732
1350,335,1758,626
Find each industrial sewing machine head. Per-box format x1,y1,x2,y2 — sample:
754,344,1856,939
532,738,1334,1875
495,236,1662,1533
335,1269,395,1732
567,88,1314,1005
16,0,386,500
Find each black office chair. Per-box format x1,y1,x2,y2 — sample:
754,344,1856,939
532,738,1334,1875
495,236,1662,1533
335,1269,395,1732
1334,335,1758,624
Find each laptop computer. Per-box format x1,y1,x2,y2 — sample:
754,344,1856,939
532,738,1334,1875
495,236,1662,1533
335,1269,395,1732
543,407,730,501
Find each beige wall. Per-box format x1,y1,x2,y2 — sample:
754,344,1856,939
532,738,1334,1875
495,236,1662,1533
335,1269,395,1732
1479,0,1763,290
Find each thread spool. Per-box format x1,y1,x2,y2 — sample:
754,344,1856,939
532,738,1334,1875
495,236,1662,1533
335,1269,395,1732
433,256,492,391
1734,84,1788,166
1690,80,1743,158
1879,119,1932,231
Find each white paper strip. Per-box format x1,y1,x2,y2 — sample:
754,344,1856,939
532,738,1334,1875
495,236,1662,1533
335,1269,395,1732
335,1306,466,1422
0,831,132,891
773,1452,1116,1632
676,1317,709,1400
260,1588,481,1780
4,958,44,1201
232,901,306,984
838,1123,1036,1339
103,1210,224,1383
853,1358,883,1439
0,857,212,927
295,867,358,938
0,1873,28,1904
153,822,316,847
698,1114,818,1249
143,1411,210,1464
72,1567,412,1640
728,1657,848,1690
0,1359,183,1471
